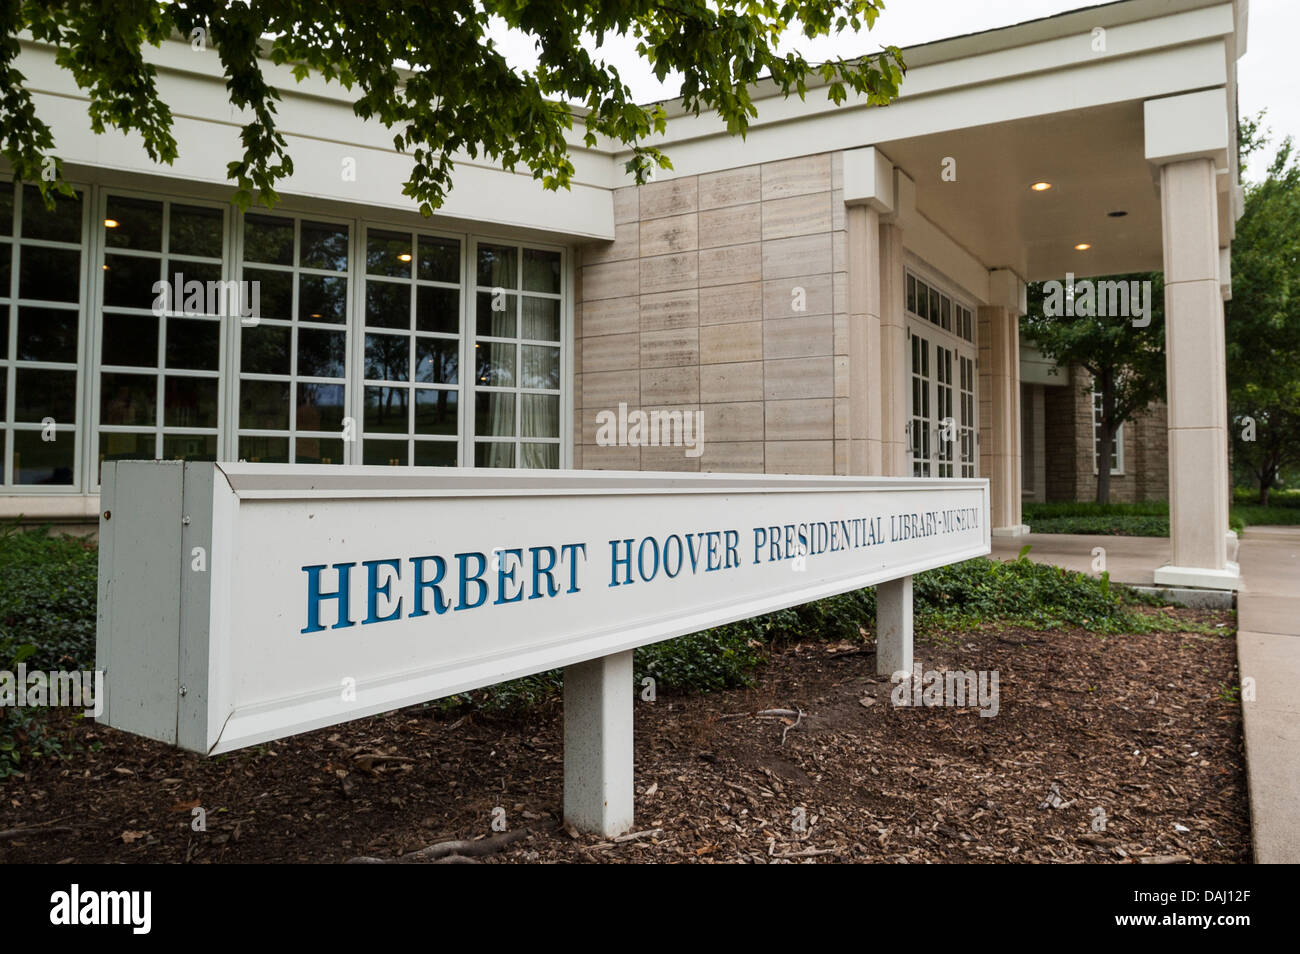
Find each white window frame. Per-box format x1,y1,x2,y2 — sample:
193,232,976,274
230,207,355,467
905,264,978,478
357,222,467,468
0,178,576,497
1,178,92,493
468,236,567,470
1092,390,1125,476
91,188,231,482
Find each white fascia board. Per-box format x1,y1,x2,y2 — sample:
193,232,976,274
623,40,1228,184
123,35,617,158
629,6,1234,168
26,88,615,242
20,39,617,240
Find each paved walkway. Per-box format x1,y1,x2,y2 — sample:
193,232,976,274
990,528,1299,864
1235,527,1300,864
989,532,1168,586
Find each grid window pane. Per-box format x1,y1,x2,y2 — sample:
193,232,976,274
300,222,349,271
522,248,561,294
13,429,75,485
363,438,408,466
414,440,457,467
477,244,517,288
163,376,218,428
169,204,223,258
240,379,290,430
105,196,162,251
416,286,458,334
419,235,459,283
22,246,81,303
415,338,457,385
298,383,345,432
367,230,414,278
237,213,349,464
298,275,347,323
239,435,289,463
364,386,409,433
17,307,77,362
365,333,409,382
16,369,76,423
22,186,82,243
165,318,221,371
414,389,457,435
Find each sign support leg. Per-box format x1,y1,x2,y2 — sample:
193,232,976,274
876,575,913,677
563,650,634,837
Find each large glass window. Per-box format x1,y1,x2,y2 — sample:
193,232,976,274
0,186,570,496
472,242,563,468
236,213,349,464
96,195,227,477
1,184,85,487
362,228,462,467
907,268,976,478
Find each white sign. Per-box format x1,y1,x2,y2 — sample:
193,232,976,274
97,463,989,754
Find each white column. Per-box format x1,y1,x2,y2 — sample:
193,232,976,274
981,270,1029,536
876,575,913,677
1144,90,1239,590
879,220,909,477
1156,158,1233,585
563,650,635,836
848,204,882,474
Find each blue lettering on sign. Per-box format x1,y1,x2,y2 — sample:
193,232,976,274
299,506,975,632
301,542,590,632
409,555,449,617
301,563,358,633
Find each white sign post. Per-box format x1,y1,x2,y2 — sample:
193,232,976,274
97,462,989,836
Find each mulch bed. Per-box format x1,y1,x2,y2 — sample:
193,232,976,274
0,606,1248,863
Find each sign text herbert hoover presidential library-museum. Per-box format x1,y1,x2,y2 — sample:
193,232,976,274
300,506,983,633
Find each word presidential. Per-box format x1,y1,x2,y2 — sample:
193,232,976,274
300,506,981,632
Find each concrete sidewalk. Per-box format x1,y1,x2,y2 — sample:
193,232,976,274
989,532,1169,586
1235,527,1300,864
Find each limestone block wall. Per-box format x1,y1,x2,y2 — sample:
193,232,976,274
573,152,849,474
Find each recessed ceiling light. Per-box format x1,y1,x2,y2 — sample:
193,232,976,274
1075,243,1092,251
398,253,412,262
104,218,119,228
1031,182,1053,192
1107,210,1128,218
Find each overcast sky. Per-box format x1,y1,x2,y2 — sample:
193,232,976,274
490,0,1293,183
